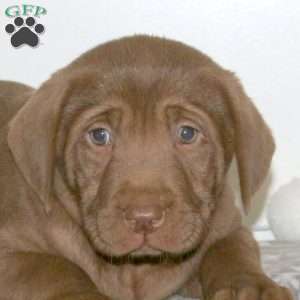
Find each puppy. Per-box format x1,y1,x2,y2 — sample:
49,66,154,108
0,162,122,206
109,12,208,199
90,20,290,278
0,35,293,300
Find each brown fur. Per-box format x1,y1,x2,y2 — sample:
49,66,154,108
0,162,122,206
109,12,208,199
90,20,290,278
0,35,292,300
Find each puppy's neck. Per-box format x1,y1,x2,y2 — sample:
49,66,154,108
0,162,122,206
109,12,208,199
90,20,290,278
96,249,203,300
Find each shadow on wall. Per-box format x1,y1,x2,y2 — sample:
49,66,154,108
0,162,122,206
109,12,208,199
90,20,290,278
228,158,273,228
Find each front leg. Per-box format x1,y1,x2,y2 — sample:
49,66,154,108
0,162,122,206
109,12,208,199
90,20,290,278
0,252,109,300
199,227,293,300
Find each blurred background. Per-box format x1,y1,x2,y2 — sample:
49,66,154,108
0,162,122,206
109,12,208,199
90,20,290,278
1,0,300,239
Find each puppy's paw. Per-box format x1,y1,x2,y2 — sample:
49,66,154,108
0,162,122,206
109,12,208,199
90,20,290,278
211,286,293,300
207,275,293,300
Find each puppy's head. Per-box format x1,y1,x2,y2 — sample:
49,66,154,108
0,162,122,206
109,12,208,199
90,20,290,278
8,36,274,263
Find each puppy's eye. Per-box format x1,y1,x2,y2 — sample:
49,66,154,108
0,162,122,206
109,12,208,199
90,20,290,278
177,126,198,144
88,128,111,145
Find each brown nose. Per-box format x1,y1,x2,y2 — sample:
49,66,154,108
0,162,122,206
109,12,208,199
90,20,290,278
124,205,165,234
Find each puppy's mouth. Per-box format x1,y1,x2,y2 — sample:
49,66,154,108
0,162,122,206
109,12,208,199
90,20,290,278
96,243,200,265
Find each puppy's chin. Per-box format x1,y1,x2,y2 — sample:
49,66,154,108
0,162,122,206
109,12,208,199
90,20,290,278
96,244,200,266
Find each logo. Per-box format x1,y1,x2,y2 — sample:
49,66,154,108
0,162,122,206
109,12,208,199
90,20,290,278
4,4,47,48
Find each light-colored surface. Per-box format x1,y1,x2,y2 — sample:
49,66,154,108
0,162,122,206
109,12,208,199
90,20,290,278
0,0,299,229
261,241,300,300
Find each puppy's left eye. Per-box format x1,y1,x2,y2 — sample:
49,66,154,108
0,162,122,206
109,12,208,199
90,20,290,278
88,128,111,145
177,126,198,144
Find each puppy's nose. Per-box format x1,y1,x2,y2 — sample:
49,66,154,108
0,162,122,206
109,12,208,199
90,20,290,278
124,205,165,234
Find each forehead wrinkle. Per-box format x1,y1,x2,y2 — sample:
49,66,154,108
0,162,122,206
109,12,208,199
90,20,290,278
132,93,166,147
62,87,137,124
160,98,207,120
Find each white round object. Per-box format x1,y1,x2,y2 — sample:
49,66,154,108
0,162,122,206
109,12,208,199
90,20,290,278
267,178,300,241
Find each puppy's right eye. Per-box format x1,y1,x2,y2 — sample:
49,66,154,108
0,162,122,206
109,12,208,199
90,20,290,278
88,128,111,145
177,126,198,144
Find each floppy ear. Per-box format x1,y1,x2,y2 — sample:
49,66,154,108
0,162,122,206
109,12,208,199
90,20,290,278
7,78,69,213
224,74,275,213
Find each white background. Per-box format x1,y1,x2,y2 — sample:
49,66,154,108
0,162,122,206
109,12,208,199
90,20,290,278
1,0,300,238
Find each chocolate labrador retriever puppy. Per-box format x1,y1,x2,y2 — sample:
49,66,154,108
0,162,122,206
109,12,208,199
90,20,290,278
0,35,292,300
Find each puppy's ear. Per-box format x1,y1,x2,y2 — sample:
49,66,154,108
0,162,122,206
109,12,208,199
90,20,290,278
7,78,68,213
224,73,275,213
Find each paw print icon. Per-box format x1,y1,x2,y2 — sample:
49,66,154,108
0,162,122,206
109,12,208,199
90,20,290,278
5,16,45,47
